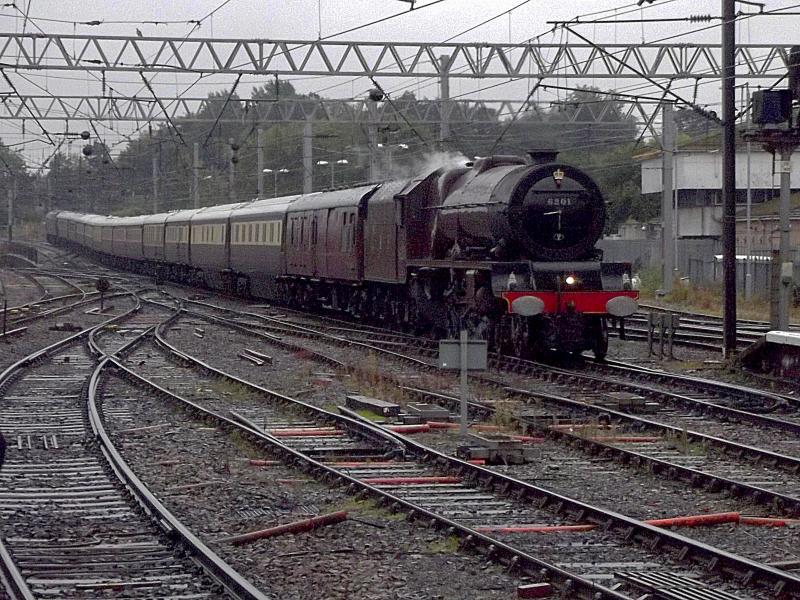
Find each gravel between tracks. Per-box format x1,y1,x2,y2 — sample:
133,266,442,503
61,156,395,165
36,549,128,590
102,374,527,600
161,316,800,569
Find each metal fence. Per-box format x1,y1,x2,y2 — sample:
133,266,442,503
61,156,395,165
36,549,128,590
599,237,800,297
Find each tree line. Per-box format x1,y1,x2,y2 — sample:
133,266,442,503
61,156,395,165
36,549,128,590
0,83,717,235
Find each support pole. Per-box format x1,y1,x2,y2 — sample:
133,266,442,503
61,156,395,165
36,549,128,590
459,328,468,436
721,0,737,356
745,138,753,299
778,145,792,330
228,136,236,203
45,173,52,217
439,54,451,150
256,127,264,198
367,102,379,181
192,142,200,209
152,155,159,213
745,83,753,300
303,118,313,194
6,178,13,242
661,102,675,295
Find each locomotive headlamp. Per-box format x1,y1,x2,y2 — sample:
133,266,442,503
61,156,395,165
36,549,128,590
565,275,577,286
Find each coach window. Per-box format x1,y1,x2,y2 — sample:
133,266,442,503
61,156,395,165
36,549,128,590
349,214,355,249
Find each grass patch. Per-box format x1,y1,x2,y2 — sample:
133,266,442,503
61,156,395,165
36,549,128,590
331,497,404,520
204,378,260,403
491,399,519,429
638,266,800,322
354,408,385,422
428,535,460,554
665,427,705,456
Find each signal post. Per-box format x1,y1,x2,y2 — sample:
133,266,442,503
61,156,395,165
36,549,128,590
743,92,800,330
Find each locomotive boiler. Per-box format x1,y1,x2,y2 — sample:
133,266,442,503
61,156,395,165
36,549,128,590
410,151,637,358
47,150,637,359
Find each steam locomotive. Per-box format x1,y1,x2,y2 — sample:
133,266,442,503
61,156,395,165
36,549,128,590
47,151,638,359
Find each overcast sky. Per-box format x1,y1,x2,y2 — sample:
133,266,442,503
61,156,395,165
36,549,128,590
0,0,798,166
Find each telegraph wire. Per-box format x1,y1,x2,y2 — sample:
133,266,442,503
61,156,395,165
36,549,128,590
488,78,543,154
201,73,242,149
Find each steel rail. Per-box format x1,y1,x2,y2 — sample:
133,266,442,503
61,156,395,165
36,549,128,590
189,299,800,453
176,299,800,481
153,309,407,454
113,334,630,600
183,298,433,369
402,385,800,516
0,289,142,598
0,538,35,600
501,356,800,436
86,360,272,600
0,291,139,393
9,296,278,600
500,382,800,488
362,412,800,597
637,303,800,331
137,315,800,597
596,357,799,408
0,268,90,317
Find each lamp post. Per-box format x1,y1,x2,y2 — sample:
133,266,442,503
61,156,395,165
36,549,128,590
263,168,289,198
316,160,330,188
335,159,348,187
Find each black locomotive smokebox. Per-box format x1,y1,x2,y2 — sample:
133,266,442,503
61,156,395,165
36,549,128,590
506,163,606,262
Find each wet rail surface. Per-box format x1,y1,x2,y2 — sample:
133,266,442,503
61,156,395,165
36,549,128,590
119,309,800,599
0,300,268,600
159,303,800,515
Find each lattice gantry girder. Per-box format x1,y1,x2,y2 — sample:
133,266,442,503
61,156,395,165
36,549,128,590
0,95,655,125
0,33,791,79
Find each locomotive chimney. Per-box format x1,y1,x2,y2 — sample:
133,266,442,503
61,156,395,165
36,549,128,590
526,150,559,165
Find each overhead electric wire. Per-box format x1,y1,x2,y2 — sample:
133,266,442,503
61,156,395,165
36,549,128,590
0,68,54,145
3,0,800,176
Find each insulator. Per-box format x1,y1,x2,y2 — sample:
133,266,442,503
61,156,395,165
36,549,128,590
689,14,713,22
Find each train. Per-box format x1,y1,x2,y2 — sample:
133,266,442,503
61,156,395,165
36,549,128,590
46,150,639,359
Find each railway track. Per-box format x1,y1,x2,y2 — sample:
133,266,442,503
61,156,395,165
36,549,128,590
10,248,800,597
123,308,800,597
619,304,800,351
0,294,269,600
167,300,800,519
